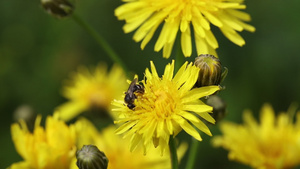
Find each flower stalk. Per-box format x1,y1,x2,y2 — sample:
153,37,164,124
169,136,179,169
185,138,200,169
175,40,184,72
71,13,129,75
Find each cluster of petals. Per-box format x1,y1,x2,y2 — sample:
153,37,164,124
112,60,220,154
213,104,300,169
56,64,127,121
115,0,255,58
9,115,77,169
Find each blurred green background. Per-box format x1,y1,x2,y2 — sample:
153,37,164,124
1,0,300,168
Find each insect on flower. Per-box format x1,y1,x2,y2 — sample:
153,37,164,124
124,78,144,109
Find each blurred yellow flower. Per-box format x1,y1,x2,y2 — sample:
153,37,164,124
213,103,300,169
115,0,255,58
9,114,77,169
56,63,127,121
112,60,220,154
74,118,187,169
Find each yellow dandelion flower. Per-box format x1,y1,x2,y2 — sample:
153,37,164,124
56,63,127,121
115,0,255,58
9,114,77,169
213,103,300,169
112,60,220,154
74,118,187,169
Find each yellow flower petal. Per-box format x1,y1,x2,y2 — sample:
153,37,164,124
115,120,138,135
173,62,191,88
176,115,202,141
55,101,88,121
183,104,213,113
162,41,176,58
220,26,246,46
150,60,159,79
202,10,223,27
115,0,255,58
9,161,31,169
181,26,192,57
182,86,220,103
140,22,160,50
199,112,216,124
163,60,175,81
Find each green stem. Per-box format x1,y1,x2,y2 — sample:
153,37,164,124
71,13,129,75
174,39,184,72
185,138,200,169
169,136,179,169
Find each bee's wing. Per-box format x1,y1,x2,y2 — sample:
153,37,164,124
126,78,138,97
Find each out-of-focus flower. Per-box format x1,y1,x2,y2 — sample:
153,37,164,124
213,103,300,169
74,118,187,169
9,114,77,169
56,64,127,121
112,60,220,154
115,0,255,58
206,95,226,123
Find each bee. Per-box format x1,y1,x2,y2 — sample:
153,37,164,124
124,78,144,109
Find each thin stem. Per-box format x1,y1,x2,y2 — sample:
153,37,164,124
169,136,179,169
175,39,184,72
185,138,200,169
71,13,129,75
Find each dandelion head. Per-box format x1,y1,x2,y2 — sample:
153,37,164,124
9,114,77,169
115,0,255,58
112,60,220,154
213,103,300,169
56,63,127,121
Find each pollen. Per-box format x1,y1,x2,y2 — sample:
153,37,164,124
136,80,180,119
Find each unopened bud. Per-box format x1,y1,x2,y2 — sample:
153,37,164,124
206,95,226,123
76,145,108,169
13,105,36,132
194,54,222,87
41,0,74,18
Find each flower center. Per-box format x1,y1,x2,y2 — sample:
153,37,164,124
135,80,180,119
81,85,112,109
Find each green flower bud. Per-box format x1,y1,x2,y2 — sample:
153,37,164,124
41,0,74,18
194,54,222,87
206,95,226,123
76,145,108,169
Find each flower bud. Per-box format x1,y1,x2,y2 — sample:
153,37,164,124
76,145,108,169
206,95,226,123
194,54,222,87
41,0,74,18
13,104,36,132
